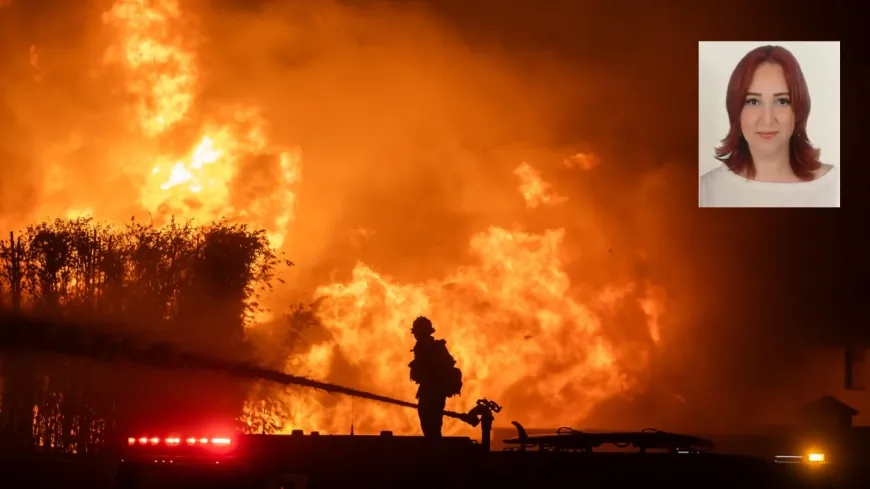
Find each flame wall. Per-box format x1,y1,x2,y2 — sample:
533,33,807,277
2,0,812,435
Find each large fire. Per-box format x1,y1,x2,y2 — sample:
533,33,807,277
102,0,301,248
11,0,666,436
292,227,665,435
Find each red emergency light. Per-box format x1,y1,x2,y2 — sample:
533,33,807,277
127,436,232,446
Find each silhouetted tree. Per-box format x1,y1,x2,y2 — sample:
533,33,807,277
0,231,32,452
0,217,288,452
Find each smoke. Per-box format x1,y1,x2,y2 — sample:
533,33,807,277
0,0,143,225
0,0,842,433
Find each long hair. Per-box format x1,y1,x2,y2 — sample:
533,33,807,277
714,45,821,181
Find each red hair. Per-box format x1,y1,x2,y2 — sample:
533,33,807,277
714,45,821,181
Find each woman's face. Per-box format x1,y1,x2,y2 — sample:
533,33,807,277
739,62,795,159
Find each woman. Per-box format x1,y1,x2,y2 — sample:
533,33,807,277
699,45,838,207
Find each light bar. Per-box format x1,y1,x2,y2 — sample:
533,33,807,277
127,436,232,447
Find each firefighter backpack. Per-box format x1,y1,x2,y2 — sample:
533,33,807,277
444,364,463,398
436,340,463,397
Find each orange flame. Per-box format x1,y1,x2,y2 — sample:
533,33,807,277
60,0,668,437
514,162,567,208
102,0,301,248
565,152,600,170
246,219,664,435
103,0,197,137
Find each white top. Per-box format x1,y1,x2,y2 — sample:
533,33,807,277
699,164,840,208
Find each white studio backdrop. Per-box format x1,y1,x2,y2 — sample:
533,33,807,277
697,41,840,177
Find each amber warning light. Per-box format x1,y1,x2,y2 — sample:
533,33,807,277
806,452,825,463
774,452,828,465
127,436,232,446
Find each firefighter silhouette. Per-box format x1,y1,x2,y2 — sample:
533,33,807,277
408,316,463,438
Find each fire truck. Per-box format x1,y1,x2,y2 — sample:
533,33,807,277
112,399,837,489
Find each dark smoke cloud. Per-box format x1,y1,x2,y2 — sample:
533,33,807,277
0,0,846,431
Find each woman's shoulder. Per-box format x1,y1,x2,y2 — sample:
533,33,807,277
700,164,732,185
812,163,836,180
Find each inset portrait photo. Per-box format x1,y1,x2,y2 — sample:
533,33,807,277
698,42,840,208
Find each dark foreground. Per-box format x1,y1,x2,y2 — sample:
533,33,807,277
0,434,861,489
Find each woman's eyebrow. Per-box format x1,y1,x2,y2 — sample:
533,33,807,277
745,91,790,97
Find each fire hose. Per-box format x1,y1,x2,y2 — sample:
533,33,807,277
0,312,501,448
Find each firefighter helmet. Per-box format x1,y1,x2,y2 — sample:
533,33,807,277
411,316,435,335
